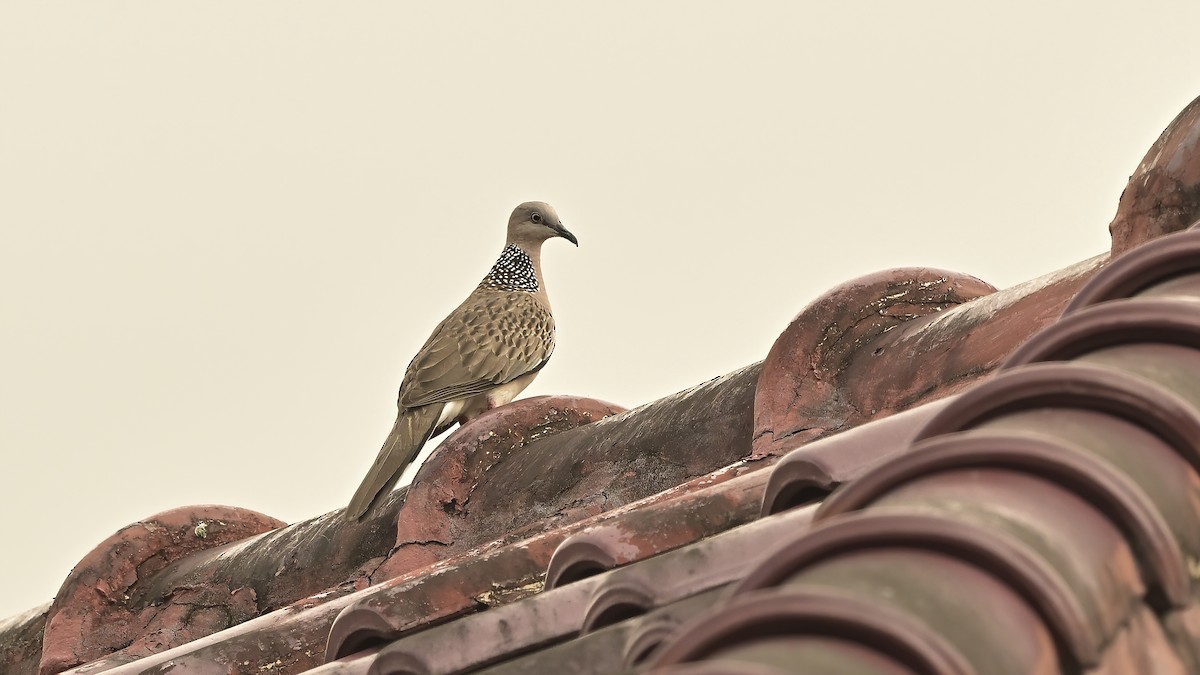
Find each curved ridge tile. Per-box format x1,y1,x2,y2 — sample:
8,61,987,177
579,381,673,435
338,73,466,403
825,473,1144,669
39,505,285,675
544,533,619,591
970,410,1200,595
753,267,995,459
759,458,836,517
650,587,974,675
760,398,955,516
1067,228,1200,312
1003,300,1200,420
326,606,401,664
916,362,1200,476
1137,270,1200,302
581,577,656,634
907,363,1200,593
731,510,1089,669
1109,93,1200,256
542,490,760,593
381,395,625,579
322,541,553,666
782,549,1059,675
818,432,1187,610
1006,298,1200,368
625,618,684,669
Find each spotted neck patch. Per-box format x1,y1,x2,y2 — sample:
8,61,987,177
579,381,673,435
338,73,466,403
480,244,539,292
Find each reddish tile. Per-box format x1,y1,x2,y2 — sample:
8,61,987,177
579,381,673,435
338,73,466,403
651,588,976,675
915,363,1200,475
581,576,656,634
760,396,955,515
1068,228,1200,310
753,268,996,459
1109,94,1200,256
39,505,285,674
378,395,626,580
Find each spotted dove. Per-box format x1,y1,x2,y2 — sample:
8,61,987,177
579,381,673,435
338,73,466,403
346,201,577,520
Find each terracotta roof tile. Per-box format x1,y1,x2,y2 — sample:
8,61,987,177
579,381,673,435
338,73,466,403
653,587,976,675
759,396,957,515
1108,94,1200,257
752,267,997,459
39,505,286,674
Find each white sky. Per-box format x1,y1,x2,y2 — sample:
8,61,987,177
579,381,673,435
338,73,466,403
2,2,1199,619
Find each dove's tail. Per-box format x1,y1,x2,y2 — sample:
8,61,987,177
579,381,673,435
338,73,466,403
346,403,445,521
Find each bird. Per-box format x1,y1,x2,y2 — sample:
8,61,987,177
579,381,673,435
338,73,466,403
346,201,578,520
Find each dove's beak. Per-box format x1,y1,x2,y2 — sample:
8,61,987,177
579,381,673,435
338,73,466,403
557,225,578,246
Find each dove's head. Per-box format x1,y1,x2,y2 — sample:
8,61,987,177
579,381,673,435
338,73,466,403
507,201,578,248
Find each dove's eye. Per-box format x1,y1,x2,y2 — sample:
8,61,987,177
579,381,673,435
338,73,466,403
531,212,543,224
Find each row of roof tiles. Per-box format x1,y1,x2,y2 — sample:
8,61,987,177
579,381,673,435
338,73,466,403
1,92,1198,674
